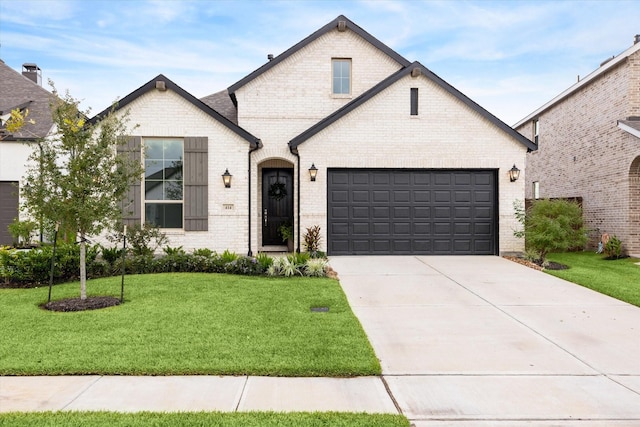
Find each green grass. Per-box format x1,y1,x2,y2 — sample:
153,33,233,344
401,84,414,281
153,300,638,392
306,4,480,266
546,252,640,306
0,412,410,427
0,273,380,376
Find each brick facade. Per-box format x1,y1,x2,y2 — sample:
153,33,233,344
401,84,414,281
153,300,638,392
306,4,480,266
516,43,640,255
98,16,531,256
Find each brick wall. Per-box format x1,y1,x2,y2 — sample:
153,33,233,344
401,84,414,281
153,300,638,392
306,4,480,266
295,74,528,255
517,49,640,255
101,89,252,254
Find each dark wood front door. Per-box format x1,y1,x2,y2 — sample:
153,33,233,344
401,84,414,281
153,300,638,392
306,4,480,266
262,168,294,246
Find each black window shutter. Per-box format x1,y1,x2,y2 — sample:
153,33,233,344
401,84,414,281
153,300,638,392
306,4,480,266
117,136,142,227
184,137,208,231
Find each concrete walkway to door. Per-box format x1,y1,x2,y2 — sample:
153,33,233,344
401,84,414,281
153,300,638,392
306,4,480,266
329,255,640,426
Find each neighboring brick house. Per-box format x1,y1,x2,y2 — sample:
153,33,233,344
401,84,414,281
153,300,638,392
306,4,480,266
0,61,54,245
515,37,640,256
92,15,535,256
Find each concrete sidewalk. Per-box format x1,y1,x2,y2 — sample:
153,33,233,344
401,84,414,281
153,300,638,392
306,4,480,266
331,255,640,426
0,375,396,413
2,256,640,426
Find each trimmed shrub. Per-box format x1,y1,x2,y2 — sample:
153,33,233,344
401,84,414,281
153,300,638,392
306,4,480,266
514,199,587,262
603,235,624,259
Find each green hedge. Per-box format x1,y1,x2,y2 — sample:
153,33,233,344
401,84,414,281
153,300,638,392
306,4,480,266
0,245,326,287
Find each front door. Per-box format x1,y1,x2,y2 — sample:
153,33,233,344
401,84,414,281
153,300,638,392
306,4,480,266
262,168,294,246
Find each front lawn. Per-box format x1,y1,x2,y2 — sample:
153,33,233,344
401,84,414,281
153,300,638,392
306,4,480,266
546,252,640,307
0,273,380,376
0,412,409,427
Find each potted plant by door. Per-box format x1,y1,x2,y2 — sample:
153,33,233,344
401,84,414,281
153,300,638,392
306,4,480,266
279,221,294,252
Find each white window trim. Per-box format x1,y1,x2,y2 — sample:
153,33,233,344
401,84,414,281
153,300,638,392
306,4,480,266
142,137,185,230
331,58,352,97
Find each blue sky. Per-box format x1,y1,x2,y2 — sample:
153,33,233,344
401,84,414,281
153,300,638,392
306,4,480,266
1,0,639,125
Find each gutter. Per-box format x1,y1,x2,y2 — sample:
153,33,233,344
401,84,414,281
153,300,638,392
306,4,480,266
247,138,263,256
290,145,301,253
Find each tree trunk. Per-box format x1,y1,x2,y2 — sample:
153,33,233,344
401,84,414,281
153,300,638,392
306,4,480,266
80,235,87,300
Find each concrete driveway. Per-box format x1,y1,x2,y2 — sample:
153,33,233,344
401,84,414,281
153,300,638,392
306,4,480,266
329,255,640,426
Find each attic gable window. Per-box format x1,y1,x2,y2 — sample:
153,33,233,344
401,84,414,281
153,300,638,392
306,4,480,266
332,58,351,95
410,88,419,116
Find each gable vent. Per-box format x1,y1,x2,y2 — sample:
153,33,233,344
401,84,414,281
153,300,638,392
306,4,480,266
155,81,167,91
411,67,421,78
337,20,347,32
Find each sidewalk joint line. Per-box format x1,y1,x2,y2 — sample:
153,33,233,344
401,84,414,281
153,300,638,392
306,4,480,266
234,376,249,412
380,375,403,415
60,375,103,410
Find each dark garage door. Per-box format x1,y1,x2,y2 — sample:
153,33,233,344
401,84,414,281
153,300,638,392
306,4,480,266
0,182,19,246
327,169,497,255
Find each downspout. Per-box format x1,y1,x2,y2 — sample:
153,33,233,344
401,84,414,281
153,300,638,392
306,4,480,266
291,146,301,253
247,139,262,256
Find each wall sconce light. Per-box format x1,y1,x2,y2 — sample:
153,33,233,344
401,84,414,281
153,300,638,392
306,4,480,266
222,169,232,188
508,164,520,182
308,164,318,182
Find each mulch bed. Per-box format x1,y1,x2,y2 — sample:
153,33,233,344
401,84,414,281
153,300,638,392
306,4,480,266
41,296,121,312
503,256,568,271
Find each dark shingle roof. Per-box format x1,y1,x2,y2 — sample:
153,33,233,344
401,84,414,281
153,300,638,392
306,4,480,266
0,60,54,140
90,75,260,147
226,15,411,106
200,89,237,124
289,62,536,152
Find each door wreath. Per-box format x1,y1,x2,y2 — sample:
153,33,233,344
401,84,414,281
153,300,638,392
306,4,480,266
268,182,287,201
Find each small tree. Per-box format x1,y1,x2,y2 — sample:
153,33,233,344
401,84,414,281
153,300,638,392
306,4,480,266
514,199,587,263
21,85,142,300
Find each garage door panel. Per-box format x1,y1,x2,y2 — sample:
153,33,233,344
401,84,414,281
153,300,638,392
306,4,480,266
392,240,411,252
332,206,349,219
352,190,369,202
414,190,430,202
393,173,411,185
331,222,349,236
352,207,370,218
414,223,430,234
454,206,471,219
352,173,370,185
327,169,496,255
475,191,492,203
454,240,472,252
372,240,391,252
393,222,411,235
414,207,431,218
434,174,451,186
372,191,389,202
394,190,410,202
393,206,410,219
0,182,20,246
372,206,389,218
434,191,451,202
372,222,390,235
434,206,450,218
434,222,451,234
372,173,389,185
352,223,370,235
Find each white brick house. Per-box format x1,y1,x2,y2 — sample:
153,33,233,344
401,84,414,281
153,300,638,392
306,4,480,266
94,15,535,256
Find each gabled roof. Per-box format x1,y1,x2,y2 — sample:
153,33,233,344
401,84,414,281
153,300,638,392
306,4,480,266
226,15,411,106
514,41,640,128
0,60,54,140
200,89,237,124
91,75,260,147
289,61,537,152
